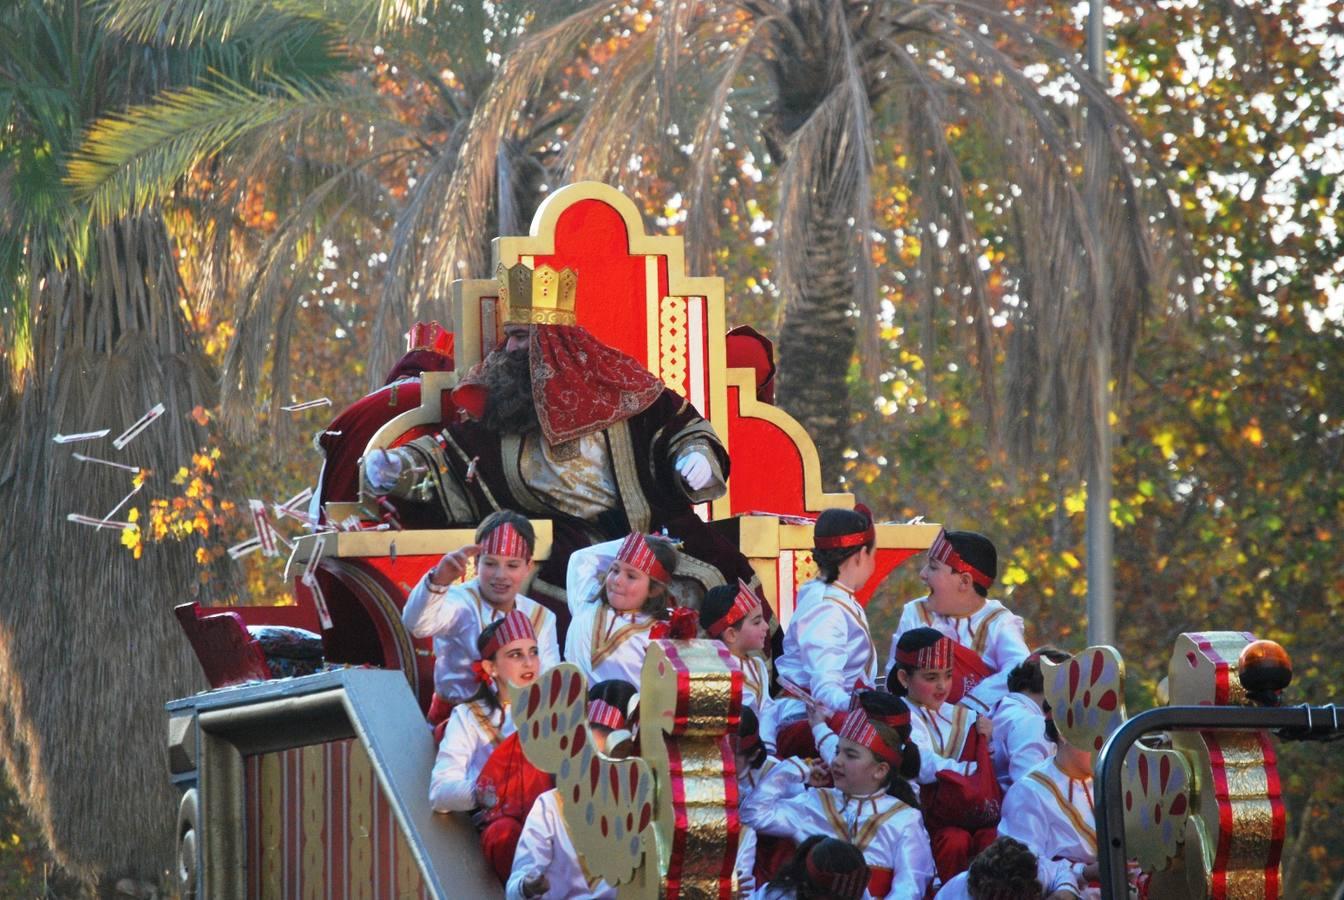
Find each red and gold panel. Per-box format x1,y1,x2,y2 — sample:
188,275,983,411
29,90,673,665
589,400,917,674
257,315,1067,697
245,738,430,900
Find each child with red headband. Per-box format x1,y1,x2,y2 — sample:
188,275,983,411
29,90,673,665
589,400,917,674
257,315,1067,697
507,679,638,900
742,691,935,899
772,507,881,758
430,611,542,814
701,580,779,752
887,529,1029,714
889,627,1000,883
562,532,679,686
754,835,871,900
990,650,1070,791
403,511,559,739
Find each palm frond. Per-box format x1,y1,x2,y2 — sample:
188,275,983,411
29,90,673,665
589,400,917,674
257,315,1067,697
97,0,433,45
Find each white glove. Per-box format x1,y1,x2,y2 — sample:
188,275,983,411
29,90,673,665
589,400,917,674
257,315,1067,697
363,448,404,492
676,451,713,491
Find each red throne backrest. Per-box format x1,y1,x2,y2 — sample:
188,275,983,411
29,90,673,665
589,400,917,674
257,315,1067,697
175,602,272,688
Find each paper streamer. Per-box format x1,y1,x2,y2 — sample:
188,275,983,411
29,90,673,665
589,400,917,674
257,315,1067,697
228,537,262,560
103,483,143,523
53,429,110,444
301,538,333,629
66,513,135,530
113,403,165,450
248,499,280,557
280,397,331,412
72,453,142,474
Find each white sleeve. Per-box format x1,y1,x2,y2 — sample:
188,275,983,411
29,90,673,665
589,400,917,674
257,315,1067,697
739,758,811,840
810,720,840,766
565,539,622,618
506,794,558,900
795,605,853,713
1001,712,1052,786
735,825,757,894
909,714,975,785
996,779,1054,858
536,610,561,671
401,573,467,638
428,710,482,812
986,611,1030,672
562,605,597,683
884,812,937,900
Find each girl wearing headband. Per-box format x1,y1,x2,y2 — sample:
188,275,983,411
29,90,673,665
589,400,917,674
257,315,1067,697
889,627,998,882
886,529,1030,713
989,649,1071,791
743,691,935,899
403,511,559,740
563,532,679,686
701,580,780,753
507,680,637,900
773,507,881,759
755,835,871,900
430,612,541,814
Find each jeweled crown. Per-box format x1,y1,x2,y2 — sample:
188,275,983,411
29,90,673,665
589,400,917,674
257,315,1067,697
496,262,578,326
405,320,454,356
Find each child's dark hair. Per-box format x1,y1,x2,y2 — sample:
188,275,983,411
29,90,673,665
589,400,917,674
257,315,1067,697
812,508,874,583
735,707,767,770
965,836,1042,900
699,583,743,635
1006,648,1070,695
588,679,639,730
855,691,921,808
885,627,948,697
474,510,536,557
597,535,679,618
766,835,870,900
467,618,518,713
1042,701,1060,745
944,530,998,598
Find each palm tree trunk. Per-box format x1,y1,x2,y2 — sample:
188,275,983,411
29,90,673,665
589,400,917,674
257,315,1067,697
774,200,857,489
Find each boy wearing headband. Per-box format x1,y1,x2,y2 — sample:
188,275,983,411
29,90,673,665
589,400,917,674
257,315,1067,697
887,529,1030,712
701,580,779,753
403,511,559,739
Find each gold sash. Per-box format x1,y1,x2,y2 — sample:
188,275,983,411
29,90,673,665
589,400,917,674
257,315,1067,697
590,606,656,668
818,790,909,851
466,700,503,747
1026,770,1097,855
913,600,1006,659
824,589,877,681
468,585,549,640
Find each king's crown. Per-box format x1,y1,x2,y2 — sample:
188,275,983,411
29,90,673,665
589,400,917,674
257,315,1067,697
496,263,578,326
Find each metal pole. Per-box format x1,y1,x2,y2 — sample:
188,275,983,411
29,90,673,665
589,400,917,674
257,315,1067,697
1094,704,1344,898
1084,0,1114,647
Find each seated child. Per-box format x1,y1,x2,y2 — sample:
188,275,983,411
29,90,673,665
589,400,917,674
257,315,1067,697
752,835,871,900
402,511,559,739
772,508,881,758
743,691,936,899
429,611,541,813
732,707,785,888
990,650,1070,791
933,835,1083,899
889,627,999,883
506,679,638,900
702,580,779,752
887,529,1029,712
996,708,1100,896
564,533,678,686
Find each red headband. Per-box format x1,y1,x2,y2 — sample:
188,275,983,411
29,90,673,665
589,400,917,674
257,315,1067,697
804,850,870,900
894,636,956,670
927,528,993,589
814,504,875,551
588,699,627,731
616,532,672,584
837,707,908,767
479,521,531,561
479,609,536,660
706,579,762,638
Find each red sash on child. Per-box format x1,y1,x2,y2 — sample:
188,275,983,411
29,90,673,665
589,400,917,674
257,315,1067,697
922,721,1001,882
867,867,894,897
948,643,995,705
475,732,556,882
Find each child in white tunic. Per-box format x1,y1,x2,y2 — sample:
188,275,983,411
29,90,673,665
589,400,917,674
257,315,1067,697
701,579,780,752
772,508,881,758
402,512,559,732
887,529,1029,713
932,835,1082,899
429,611,541,813
564,533,679,687
752,835,871,900
506,679,638,900
989,651,1070,791
996,714,1100,897
743,692,935,899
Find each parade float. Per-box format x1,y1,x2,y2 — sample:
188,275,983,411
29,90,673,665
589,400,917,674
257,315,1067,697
165,183,1329,898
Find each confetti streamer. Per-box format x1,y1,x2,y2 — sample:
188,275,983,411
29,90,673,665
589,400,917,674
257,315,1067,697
280,397,332,412
102,482,143,523
248,499,280,557
228,537,263,560
112,403,166,450
280,487,313,511
66,513,135,530
300,538,333,629
72,452,142,474
53,429,110,444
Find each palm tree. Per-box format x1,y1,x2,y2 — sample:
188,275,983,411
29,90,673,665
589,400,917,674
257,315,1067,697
557,0,1185,486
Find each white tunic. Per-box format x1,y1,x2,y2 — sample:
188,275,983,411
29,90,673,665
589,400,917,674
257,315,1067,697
506,788,616,899
989,693,1055,790
739,653,781,753
402,574,559,703
564,601,657,687
428,700,515,812
888,597,1029,711
741,758,936,900
997,758,1096,888
774,580,879,723
908,701,978,786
